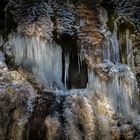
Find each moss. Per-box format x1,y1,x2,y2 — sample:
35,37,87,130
118,21,135,34
101,0,118,32
7,86,15,95
107,13,118,32
5,54,19,71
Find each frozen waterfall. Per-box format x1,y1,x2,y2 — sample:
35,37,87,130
3,14,140,140
87,12,138,117
5,25,138,117
6,33,64,89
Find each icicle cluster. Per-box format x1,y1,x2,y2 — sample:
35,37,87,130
6,33,64,90
87,9,138,117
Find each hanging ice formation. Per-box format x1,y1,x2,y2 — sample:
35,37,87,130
87,9,138,116
5,33,64,90
64,52,70,88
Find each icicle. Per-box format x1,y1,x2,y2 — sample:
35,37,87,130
126,29,135,72
78,53,81,73
110,21,120,63
64,52,70,89
77,44,86,74
100,8,108,33
87,62,137,116
102,38,111,60
102,21,120,63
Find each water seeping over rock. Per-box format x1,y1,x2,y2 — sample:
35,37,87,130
0,0,140,140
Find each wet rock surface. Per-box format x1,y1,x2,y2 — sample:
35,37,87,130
0,51,37,140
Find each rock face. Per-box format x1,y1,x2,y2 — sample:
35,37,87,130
0,0,140,140
0,50,37,140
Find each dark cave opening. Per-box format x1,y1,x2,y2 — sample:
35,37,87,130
58,34,88,89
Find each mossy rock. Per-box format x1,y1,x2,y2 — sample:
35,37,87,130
118,21,135,34
107,13,118,32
